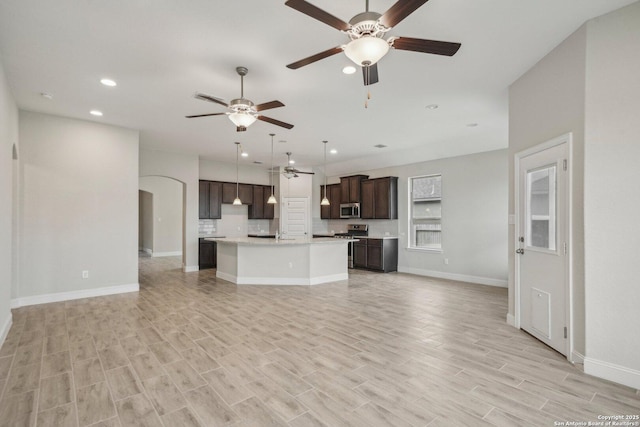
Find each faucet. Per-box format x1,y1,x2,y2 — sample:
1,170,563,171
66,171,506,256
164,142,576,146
275,230,280,241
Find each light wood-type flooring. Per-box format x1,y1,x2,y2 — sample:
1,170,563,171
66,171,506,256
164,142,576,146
0,255,638,426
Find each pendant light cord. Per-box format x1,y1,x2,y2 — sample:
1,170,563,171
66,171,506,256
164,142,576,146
235,142,240,198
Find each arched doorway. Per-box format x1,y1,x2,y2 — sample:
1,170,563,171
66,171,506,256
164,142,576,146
139,176,186,270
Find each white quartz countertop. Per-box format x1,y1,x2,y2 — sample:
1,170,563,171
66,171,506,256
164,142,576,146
205,237,357,246
199,234,226,239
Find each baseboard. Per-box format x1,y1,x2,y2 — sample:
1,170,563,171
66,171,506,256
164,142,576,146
398,266,508,288
183,265,199,273
141,248,152,255
506,313,517,327
571,351,585,364
152,251,182,258
216,271,348,286
584,356,640,390
10,283,139,309
0,312,12,349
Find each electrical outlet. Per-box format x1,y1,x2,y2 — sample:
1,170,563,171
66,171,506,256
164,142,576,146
444,258,449,265
82,270,89,279
288,262,293,269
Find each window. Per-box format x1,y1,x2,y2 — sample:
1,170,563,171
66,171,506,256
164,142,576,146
409,174,442,250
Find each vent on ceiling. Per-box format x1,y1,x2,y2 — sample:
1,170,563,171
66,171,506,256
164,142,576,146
253,161,263,164
374,144,387,148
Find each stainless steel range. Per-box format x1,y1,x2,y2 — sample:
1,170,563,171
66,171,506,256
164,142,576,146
334,224,368,268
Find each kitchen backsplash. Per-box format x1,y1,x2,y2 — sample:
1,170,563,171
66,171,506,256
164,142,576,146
314,219,399,237
199,204,273,237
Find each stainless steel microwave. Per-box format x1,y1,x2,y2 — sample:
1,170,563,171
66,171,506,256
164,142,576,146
340,203,360,219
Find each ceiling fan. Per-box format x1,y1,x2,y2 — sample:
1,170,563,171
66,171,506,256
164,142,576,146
186,67,294,132
285,0,461,86
283,152,315,178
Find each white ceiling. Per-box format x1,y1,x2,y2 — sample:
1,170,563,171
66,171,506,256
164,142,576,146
0,0,635,175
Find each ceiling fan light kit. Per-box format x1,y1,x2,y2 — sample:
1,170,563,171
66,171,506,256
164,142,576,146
343,36,390,66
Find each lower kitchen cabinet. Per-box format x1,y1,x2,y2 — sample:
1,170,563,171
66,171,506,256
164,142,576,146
353,238,398,273
199,239,217,270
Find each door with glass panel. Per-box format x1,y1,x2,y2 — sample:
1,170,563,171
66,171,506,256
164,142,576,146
517,142,568,354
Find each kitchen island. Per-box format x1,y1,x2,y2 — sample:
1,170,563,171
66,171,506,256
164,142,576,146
205,237,353,285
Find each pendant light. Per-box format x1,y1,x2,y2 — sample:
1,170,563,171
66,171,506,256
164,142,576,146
321,140,330,206
233,142,242,205
267,133,277,204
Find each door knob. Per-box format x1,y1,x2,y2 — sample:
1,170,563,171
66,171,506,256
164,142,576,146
515,248,524,255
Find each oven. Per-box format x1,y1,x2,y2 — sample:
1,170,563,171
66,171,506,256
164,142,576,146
334,224,368,268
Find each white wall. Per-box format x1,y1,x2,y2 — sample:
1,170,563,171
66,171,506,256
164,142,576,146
324,149,509,286
16,111,139,304
0,60,18,344
199,157,270,185
583,2,640,389
139,176,182,255
509,25,587,356
139,148,199,271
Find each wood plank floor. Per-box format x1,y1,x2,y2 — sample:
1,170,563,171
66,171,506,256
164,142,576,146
0,256,638,426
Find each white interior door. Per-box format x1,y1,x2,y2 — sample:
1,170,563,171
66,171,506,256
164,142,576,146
517,141,568,355
280,197,309,237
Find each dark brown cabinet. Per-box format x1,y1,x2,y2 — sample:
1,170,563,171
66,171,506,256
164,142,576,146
263,186,275,219
198,239,217,270
199,181,222,219
222,182,253,205
249,185,275,219
360,176,398,219
320,183,341,219
340,175,368,204
353,238,398,273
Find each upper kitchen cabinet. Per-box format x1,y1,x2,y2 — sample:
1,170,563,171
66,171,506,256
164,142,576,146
320,183,341,219
263,186,275,219
249,185,275,219
340,175,368,204
222,182,253,204
360,177,398,219
199,180,222,219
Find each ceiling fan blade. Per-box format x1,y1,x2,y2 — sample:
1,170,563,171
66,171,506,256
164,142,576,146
285,0,350,31
295,171,315,175
379,0,430,28
392,37,461,56
194,92,228,107
287,46,343,69
257,115,294,129
255,100,285,112
185,113,227,118
362,63,379,86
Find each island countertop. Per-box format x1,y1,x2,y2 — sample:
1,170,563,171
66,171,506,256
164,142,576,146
204,237,357,245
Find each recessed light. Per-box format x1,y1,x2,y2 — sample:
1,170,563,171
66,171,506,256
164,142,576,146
466,123,478,127
241,152,249,157
289,159,295,164
374,144,387,148
426,104,439,110
330,149,337,154
40,92,53,100
342,66,357,75
100,78,117,87
90,110,103,117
